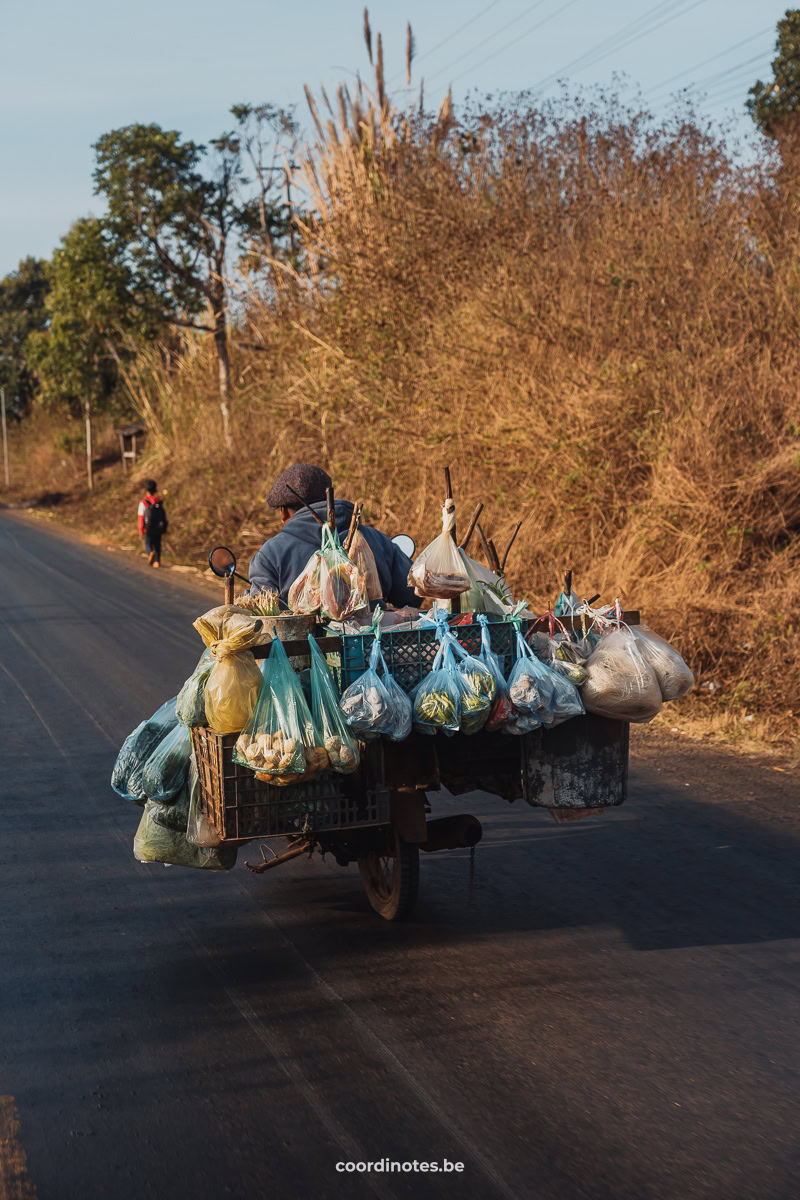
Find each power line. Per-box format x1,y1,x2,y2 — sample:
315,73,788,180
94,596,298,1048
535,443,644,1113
388,0,505,85
534,0,712,92
697,50,773,94
448,0,585,88
426,0,551,86
647,25,773,95
532,0,682,89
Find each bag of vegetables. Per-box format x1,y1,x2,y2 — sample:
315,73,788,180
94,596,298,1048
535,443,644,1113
476,615,513,731
408,499,470,600
318,524,368,621
176,649,215,728
441,627,496,734
507,625,584,731
309,635,359,773
339,635,412,742
112,697,178,805
348,528,383,605
140,722,192,804
631,625,694,701
412,638,469,735
192,606,265,734
233,634,329,785
134,796,237,870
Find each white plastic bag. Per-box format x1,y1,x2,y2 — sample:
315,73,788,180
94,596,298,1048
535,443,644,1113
458,550,514,614
632,625,694,702
581,628,662,723
408,500,470,600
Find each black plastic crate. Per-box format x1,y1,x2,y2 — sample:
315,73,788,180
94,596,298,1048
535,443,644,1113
192,727,390,842
339,616,527,694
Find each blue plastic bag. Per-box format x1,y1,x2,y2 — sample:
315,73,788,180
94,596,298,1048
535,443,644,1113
112,698,178,805
340,636,412,742
140,723,192,803
412,639,467,735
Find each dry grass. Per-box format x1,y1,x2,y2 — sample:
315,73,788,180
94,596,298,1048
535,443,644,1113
9,82,800,745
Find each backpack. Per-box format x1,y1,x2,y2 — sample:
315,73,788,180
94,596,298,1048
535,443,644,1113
143,498,168,536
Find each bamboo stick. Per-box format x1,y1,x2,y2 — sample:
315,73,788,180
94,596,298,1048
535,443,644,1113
500,521,523,573
459,503,483,551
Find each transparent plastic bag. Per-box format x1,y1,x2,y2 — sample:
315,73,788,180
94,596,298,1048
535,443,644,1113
288,548,323,614
192,606,265,734
112,697,178,805
508,629,556,717
445,630,496,734
139,722,192,803
134,798,236,870
319,524,367,621
632,624,694,702
530,629,589,687
412,640,467,735
581,627,663,723
459,551,514,615
408,500,470,600
348,528,383,604
176,649,214,728
309,635,360,773
186,757,223,847
476,615,514,731
234,634,328,784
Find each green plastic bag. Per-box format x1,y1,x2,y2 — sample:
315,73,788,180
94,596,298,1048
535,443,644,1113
112,698,178,805
308,636,359,773
134,799,237,870
233,634,328,784
176,649,214,728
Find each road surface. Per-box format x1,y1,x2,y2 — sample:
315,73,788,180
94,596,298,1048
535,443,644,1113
1,512,798,1200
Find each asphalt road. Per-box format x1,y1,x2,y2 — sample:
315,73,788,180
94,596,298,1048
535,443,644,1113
1,512,798,1200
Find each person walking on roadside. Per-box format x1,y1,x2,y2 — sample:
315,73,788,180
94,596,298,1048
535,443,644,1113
137,479,168,568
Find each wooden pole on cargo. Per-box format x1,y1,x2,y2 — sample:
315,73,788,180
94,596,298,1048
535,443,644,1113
85,396,94,490
326,485,335,531
1,388,9,488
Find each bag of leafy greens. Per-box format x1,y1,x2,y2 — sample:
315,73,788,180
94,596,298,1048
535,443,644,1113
140,723,192,804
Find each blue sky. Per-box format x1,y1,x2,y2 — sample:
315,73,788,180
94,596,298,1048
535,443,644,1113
0,0,787,277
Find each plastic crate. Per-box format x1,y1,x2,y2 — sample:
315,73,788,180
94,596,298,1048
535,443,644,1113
339,616,526,694
191,727,390,843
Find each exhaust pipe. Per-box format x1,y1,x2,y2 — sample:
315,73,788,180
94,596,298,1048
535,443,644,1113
420,814,482,853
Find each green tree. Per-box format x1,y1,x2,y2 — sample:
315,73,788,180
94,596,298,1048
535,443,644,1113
748,10,800,136
0,257,50,415
27,217,157,419
94,123,249,446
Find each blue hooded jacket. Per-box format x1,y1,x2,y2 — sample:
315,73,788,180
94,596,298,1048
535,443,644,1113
248,499,420,609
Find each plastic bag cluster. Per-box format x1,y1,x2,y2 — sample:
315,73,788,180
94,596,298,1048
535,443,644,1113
581,623,694,722
339,635,412,742
289,524,367,621
134,760,236,870
504,626,584,734
412,623,497,736
308,635,360,773
112,698,180,805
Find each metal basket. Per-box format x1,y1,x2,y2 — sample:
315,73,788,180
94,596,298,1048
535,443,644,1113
191,727,390,843
339,616,526,694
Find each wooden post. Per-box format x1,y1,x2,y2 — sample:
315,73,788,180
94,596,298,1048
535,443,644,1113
118,431,126,473
224,573,235,605
326,485,335,531
85,397,94,490
1,387,9,488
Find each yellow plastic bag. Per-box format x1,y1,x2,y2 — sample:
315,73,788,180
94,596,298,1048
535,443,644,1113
192,606,266,734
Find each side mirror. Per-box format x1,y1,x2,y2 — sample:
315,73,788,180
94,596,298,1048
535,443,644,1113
391,533,416,559
208,546,251,585
208,545,236,577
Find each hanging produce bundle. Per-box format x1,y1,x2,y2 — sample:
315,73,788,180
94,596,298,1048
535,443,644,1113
112,697,179,805
309,635,360,773
412,638,469,735
234,634,329,785
289,524,367,621
192,606,265,734
408,499,470,600
438,624,496,734
580,626,663,722
476,615,514,731
631,625,694,701
347,527,383,604
505,625,584,734
340,634,412,741
139,723,192,804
